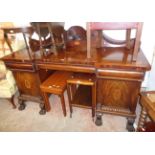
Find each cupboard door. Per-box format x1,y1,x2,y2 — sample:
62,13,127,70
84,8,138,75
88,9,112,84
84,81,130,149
97,78,141,112
14,72,41,97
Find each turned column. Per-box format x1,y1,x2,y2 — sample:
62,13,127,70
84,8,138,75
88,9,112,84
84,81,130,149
138,107,147,129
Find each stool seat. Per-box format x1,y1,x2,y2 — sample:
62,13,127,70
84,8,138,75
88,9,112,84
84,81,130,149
67,73,96,118
40,71,72,116
40,71,72,95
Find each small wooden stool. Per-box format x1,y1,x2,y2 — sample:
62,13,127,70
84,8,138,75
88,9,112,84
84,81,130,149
67,73,96,119
137,91,155,131
40,71,72,117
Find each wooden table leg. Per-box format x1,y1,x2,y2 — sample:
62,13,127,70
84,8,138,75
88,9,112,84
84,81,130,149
60,94,67,117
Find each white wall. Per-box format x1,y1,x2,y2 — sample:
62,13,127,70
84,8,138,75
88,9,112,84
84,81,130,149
147,48,155,90
141,22,155,89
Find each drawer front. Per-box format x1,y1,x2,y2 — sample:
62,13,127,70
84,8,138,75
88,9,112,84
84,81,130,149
37,63,95,73
5,62,35,72
97,69,145,81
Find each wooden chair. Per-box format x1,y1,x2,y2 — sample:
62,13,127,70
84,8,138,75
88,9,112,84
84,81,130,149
0,23,23,109
87,22,143,61
30,22,65,56
3,26,34,60
0,22,14,54
67,73,96,119
40,71,72,117
137,91,155,131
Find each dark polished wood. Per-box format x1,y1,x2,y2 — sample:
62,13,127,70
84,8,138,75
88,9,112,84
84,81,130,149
3,26,34,59
138,122,155,132
30,22,65,55
67,73,96,118
1,25,151,131
1,48,47,114
2,40,151,130
87,22,143,61
1,26,52,114
40,71,72,116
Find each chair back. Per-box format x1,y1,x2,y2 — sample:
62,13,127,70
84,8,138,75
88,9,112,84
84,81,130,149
87,22,143,61
30,22,65,55
3,26,34,59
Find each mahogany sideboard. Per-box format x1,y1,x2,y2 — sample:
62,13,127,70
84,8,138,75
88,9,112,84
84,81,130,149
1,39,151,131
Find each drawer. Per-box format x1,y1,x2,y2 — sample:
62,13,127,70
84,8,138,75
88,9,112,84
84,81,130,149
97,69,145,81
5,62,35,72
37,63,95,73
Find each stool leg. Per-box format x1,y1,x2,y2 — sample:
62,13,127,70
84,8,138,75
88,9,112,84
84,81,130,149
67,84,73,117
137,107,147,130
41,92,51,112
59,94,67,117
92,83,96,118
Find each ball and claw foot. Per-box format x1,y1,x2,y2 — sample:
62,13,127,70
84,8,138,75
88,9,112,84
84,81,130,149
95,113,103,126
39,102,46,115
18,102,26,111
70,113,72,118
39,109,46,115
126,118,135,132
